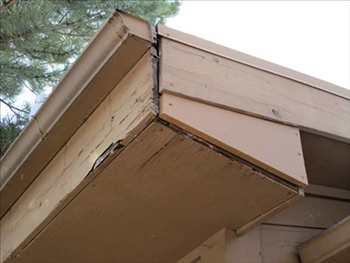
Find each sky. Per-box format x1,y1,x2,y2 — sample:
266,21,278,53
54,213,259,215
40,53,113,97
3,1,350,117
166,1,350,89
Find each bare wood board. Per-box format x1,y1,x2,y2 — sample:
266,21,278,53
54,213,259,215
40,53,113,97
9,123,298,263
159,38,350,142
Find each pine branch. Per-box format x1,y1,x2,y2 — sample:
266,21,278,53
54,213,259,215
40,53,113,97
9,54,25,62
21,81,35,94
31,49,71,57
0,0,17,17
0,98,29,117
53,31,88,38
58,9,69,24
0,0,181,154
1,22,45,41
17,22,45,39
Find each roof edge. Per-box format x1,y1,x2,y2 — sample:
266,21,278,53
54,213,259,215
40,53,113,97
0,11,154,216
158,24,349,100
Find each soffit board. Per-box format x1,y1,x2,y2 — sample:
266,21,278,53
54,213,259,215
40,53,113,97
8,122,300,263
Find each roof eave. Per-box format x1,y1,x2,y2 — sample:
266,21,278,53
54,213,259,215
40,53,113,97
0,10,155,218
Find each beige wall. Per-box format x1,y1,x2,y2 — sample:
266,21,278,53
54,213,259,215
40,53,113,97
178,185,350,263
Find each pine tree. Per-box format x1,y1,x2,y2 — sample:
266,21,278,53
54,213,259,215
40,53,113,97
0,0,180,157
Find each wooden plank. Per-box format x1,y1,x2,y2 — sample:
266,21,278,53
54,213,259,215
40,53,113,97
0,11,154,218
160,93,307,187
266,196,350,229
9,123,298,263
159,37,350,142
158,25,349,99
298,216,350,263
0,52,155,263
260,225,323,263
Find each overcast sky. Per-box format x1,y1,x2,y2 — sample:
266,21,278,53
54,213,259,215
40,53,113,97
166,1,350,89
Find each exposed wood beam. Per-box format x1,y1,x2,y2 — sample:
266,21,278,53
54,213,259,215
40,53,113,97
298,216,350,263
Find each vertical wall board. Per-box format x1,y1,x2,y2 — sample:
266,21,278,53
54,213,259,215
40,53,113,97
226,227,263,263
260,225,323,263
159,37,350,142
9,123,298,263
160,93,307,187
0,52,155,263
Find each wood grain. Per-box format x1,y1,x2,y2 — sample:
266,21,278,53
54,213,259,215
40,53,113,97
160,93,307,187
1,52,155,263
0,13,153,217
158,24,349,99
160,38,350,142
10,123,297,263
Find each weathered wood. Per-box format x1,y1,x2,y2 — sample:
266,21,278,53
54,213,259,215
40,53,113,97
1,52,155,262
159,37,350,142
3,14,347,263
266,196,350,229
260,225,323,263
160,93,307,187
298,216,350,263
158,24,349,99
8,122,298,263
0,11,154,218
